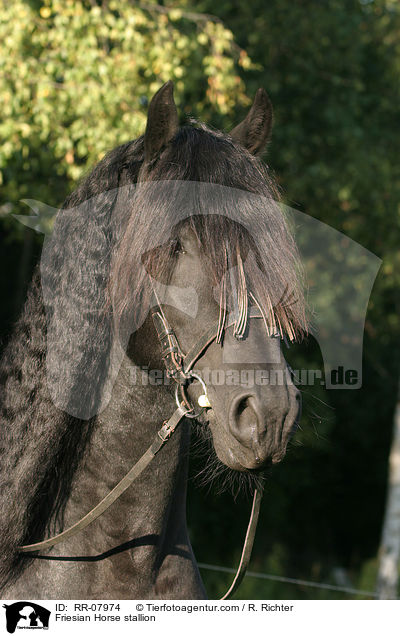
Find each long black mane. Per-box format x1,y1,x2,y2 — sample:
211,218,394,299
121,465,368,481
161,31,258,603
0,122,306,590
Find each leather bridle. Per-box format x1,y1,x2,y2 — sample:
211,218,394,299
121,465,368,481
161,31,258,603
19,302,265,600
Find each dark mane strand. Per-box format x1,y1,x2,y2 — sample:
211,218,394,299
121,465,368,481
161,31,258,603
0,138,144,590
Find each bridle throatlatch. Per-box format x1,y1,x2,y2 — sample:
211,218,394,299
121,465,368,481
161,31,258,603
18,301,265,600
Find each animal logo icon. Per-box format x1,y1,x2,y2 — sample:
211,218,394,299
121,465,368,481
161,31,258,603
3,602,50,633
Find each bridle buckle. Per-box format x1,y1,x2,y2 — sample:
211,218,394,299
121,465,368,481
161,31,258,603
158,421,174,441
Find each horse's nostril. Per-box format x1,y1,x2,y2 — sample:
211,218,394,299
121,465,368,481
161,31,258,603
229,393,262,450
237,397,250,418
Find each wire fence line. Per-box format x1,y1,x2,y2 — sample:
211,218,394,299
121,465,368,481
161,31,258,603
197,562,379,598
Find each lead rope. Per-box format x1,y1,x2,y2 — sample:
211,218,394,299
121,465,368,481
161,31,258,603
18,408,262,600
18,405,188,553
18,307,264,599
221,487,263,600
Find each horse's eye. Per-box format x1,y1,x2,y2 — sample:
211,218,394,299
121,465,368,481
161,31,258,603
172,239,186,256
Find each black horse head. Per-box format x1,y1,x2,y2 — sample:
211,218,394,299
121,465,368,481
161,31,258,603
109,82,307,472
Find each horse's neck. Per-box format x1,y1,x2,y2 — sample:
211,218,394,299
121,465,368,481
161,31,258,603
54,355,205,598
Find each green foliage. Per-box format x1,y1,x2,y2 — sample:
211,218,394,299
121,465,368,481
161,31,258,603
0,0,251,222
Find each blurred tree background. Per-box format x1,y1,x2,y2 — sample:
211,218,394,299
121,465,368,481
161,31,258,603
0,0,399,598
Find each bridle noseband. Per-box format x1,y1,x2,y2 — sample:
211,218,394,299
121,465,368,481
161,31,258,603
19,301,265,600
151,299,265,418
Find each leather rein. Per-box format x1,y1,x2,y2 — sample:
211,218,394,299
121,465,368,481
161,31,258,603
19,304,264,600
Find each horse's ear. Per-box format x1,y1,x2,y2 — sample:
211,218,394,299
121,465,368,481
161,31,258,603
230,88,273,156
144,80,179,163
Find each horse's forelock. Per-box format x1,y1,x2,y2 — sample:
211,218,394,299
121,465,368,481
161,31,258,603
109,125,307,342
